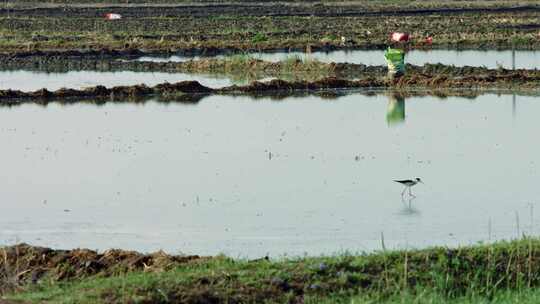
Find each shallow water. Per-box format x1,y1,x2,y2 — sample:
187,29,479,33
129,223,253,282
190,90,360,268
0,92,539,257
138,50,540,69
0,70,236,92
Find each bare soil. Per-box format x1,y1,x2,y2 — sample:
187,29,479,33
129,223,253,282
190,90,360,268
0,243,205,294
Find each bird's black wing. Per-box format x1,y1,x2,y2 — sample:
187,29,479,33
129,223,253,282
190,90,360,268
394,179,412,184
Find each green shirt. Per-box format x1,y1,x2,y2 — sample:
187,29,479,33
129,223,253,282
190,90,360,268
384,47,405,73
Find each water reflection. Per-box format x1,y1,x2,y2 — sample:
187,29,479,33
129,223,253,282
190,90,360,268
386,92,405,126
513,93,517,119
400,196,420,216
138,49,540,69
0,92,538,257
0,71,236,92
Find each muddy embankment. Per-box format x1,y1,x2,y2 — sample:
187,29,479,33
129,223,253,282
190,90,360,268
0,81,213,106
0,56,538,104
0,49,257,64
0,55,539,104
1,53,540,81
0,53,386,78
0,243,206,293
0,74,537,107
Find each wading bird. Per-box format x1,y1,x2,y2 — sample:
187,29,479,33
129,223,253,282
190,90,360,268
394,178,423,196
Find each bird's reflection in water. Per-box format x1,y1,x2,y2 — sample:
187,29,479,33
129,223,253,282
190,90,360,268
399,196,420,215
386,92,405,126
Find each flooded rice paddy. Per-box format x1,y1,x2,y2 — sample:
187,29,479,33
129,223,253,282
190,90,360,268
0,92,538,258
139,49,540,69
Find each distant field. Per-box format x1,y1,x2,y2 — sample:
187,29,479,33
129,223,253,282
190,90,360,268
3,0,540,9
0,4,540,52
0,0,538,54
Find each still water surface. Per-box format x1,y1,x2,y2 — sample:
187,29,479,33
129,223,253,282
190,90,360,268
0,71,235,92
0,93,538,257
139,49,540,69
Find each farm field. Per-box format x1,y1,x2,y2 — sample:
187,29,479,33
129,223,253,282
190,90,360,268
1,1,540,303
0,0,538,53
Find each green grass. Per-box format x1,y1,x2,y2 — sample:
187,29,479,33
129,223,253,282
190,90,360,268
175,56,334,82
306,288,540,304
251,32,268,44
6,238,540,303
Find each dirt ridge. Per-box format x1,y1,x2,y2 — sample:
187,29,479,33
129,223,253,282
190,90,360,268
0,243,205,294
0,72,537,105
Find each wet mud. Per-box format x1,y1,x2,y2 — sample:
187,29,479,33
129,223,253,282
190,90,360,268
0,79,535,108
0,81,213,104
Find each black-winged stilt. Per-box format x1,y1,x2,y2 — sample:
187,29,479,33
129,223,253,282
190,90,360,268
394,178,423,196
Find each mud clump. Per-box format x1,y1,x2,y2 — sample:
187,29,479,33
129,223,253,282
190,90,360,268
0,244,204,293
392,71,540,88
219,77,381,93
154,81,214,94
0,71,537,107
0,81,215,104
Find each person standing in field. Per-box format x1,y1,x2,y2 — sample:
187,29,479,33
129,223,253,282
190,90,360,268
385,32,410,80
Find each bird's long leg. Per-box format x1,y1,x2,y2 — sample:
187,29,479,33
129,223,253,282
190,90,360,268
409,187,416,197
401,187,407,196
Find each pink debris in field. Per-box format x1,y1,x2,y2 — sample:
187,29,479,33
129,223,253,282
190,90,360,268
390,32,410,42
105,13,122,20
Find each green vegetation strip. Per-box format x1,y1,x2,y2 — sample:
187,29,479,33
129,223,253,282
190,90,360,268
4,239,540,303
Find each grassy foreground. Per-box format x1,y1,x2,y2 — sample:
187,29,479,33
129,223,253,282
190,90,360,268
5,238,540,303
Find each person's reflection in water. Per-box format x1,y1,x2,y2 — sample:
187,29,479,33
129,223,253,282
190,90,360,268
386,92,405,126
